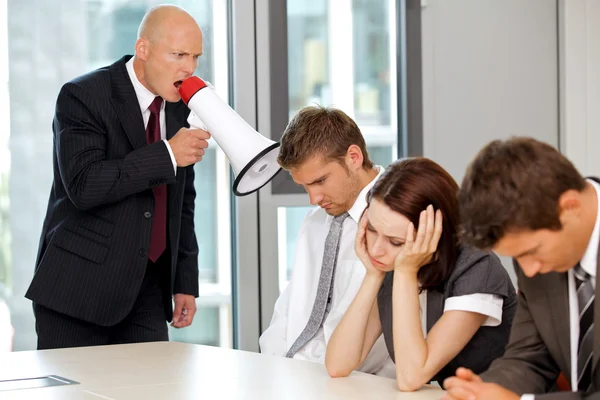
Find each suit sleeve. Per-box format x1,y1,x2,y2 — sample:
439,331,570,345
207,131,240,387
481,263,561,394
532,391,600,399
173,165,199,296
55,82,176,211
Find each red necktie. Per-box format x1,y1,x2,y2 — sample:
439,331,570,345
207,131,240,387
146,96,166,262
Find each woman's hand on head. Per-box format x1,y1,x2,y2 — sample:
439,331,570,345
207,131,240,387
393,205,443,275
355,213,386,278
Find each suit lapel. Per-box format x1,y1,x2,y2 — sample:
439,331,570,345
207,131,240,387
546,272,571,375
592,236,600,378
581,178,600,382
165,101,186,140
109,55,147,150
579,177,600,385
165,101,189,212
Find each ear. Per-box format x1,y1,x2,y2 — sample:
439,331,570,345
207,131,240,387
346,144,364,171
558,189,582,224
135,38,150,61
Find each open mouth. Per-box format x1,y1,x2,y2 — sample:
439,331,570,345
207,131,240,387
174,80,183,89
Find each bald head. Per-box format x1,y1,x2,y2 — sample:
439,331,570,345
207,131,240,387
137,4,201,44
133,4,203,102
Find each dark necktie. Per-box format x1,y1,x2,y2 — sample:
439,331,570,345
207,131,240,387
286,212,349,358
146,96,167,263
574,263,595,392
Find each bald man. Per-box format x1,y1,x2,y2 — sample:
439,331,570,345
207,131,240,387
27,5,209,349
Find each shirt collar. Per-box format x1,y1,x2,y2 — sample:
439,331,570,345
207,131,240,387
347,165,385,223
125,56,165,114
580,179,600,278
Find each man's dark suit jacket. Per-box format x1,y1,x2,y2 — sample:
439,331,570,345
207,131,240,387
25,55,199,327
481,230,600,399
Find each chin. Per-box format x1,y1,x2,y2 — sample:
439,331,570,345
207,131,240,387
323,207,339,216
375,264,393,273
558,264,575,273
165,93,182,103
161,87,181,102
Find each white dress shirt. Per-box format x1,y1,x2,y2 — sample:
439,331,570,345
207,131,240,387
522,179,600,400
125,57,177,174
259,166,394,376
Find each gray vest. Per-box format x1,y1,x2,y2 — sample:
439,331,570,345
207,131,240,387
377,245,517,385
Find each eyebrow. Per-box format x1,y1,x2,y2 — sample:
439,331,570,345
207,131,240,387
173,50,203,57
387,235,405,242
367,222,404,241
514,244,540,259
305,174,330,186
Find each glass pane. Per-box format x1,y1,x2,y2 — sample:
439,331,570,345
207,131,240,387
287,0,397,167
367,145,394,168
0,0,233,351
287,1,330,113
195,149,218,283
282,0,397,293
277,206,313,292
352,0,392,127
169,305,228,347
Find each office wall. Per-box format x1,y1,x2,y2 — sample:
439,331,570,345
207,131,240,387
421,0,559,183
420,0,560,284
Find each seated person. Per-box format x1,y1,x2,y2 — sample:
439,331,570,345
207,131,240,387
443,137,600,400
259,105,393,376
325,157,517,390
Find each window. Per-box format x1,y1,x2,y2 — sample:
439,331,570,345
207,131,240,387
278,0,397,292
287,0,397,150
277,206,312,292
0,0,232,351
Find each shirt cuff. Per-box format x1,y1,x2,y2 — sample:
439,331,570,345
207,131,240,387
521,395,535,400
444,293,503,327
163,139,177,175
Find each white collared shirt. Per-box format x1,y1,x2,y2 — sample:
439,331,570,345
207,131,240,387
522,179,600,400
125,57,177,174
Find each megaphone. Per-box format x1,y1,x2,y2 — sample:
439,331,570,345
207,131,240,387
179,76,282,196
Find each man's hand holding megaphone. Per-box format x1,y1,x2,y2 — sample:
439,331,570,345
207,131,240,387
167,127,211,167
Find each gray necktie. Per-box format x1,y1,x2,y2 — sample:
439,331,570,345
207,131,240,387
286,212,350,358
574,263,594,392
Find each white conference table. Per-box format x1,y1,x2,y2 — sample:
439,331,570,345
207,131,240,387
0,342,445,399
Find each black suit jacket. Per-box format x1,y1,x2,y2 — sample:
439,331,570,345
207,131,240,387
481,188,600,399
26,55,199,327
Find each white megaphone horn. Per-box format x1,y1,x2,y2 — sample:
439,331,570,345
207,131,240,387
179,76,282,196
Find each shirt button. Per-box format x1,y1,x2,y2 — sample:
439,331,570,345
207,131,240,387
139,249,147,257
144,211,152,219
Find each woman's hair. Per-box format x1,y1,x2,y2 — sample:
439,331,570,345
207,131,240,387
368,157,460,292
